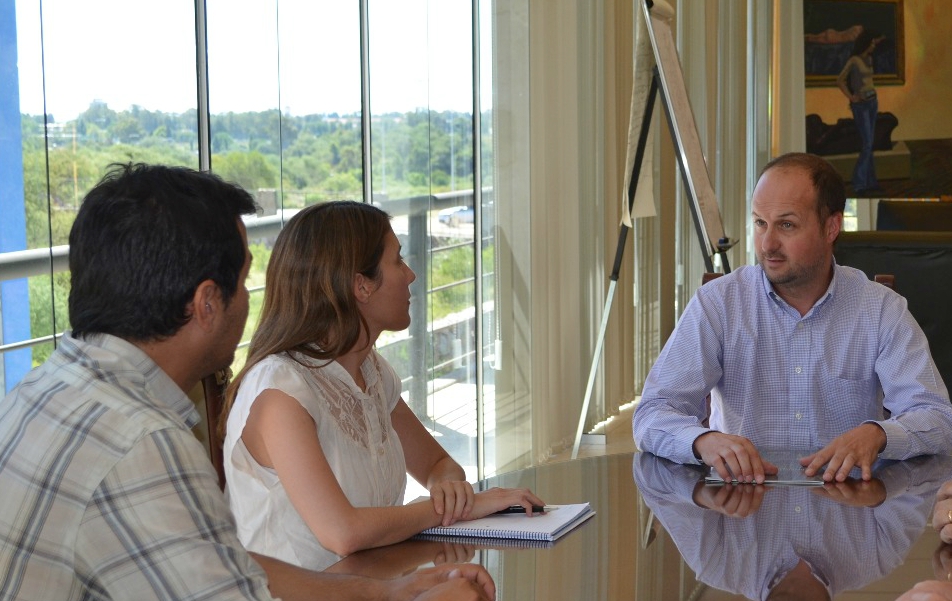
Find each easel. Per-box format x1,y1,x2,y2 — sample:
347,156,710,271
571,0,735,459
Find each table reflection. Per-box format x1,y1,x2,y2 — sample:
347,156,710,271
322,537,480,579
633,452,952,601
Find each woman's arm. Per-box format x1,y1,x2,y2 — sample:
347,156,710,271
392,400,465,485
241,390,544,557
242,389,446,556
391,400,474,524
391,400,545,525
837,58,859,103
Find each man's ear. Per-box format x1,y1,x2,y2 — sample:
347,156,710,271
192,279,220,332
826,211,843,243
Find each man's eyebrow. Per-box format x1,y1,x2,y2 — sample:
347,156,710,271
751,210,799,219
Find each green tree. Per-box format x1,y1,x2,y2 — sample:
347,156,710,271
28,271,71,366
213,131,235,153
110,116,145,143
213,151,277,192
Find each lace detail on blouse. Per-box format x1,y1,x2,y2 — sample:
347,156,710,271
296,352,391,450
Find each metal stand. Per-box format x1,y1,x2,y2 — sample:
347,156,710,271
572,0,739,459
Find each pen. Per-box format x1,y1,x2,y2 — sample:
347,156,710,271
494,505,547,514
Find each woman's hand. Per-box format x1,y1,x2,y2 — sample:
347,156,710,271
420,485,549,527
430,540,477,565
466,487,547,521
431,483,546,526
430,480,476,526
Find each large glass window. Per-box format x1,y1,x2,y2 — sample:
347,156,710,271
2,0,197,391
367,0,480,485
2,0,535,477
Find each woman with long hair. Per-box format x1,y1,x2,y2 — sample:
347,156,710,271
837,28,884,195
221,201,543,570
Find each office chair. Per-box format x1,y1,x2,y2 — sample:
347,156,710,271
203,369,229,490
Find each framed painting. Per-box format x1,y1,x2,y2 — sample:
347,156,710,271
803,0,904,87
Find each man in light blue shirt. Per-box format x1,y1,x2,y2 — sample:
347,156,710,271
632,152,952,485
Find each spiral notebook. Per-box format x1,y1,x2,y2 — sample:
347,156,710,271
419,503,595,542
413,533,557,549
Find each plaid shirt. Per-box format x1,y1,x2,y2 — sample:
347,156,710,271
0,333,274,600
633,263,952,464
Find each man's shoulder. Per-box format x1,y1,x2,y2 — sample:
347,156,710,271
833,264,897,301
693,265,763,302
0,361,203,519
3,345,193,455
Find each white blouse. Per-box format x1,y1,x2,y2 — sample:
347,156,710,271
223,348,407,570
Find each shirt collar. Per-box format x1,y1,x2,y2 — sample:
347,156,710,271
291,346,381,395
758,260,838,317
63,332,200,429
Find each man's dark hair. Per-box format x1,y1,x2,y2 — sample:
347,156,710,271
68,163,257,341
760,152,846,219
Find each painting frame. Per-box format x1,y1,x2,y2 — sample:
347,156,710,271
803,0,905,87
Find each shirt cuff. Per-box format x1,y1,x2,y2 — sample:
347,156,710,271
681,426,716,465
866,419,903,459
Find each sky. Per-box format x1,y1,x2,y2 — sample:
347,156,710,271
14,0,481,121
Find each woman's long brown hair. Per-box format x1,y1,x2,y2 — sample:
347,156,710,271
219,201,392,439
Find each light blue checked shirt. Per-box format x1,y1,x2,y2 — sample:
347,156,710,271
0,333,274,600
633,263,952,465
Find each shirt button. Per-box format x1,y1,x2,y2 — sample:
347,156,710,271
795,366,802,374
795,412,802,419
795,506,802,513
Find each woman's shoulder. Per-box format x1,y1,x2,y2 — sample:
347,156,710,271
246,352,302,376
238,353,313,398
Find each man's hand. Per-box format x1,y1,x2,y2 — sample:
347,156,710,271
899,546,952,601
897,580,952,601
692,480,769,517
800,423,886,482
900,546,952,601
388,564,495,601
932,481,952,543
692,432,777,484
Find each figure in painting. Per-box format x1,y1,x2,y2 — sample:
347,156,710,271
804,24,863,45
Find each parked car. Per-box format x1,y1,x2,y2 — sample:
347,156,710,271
438,206,474,226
